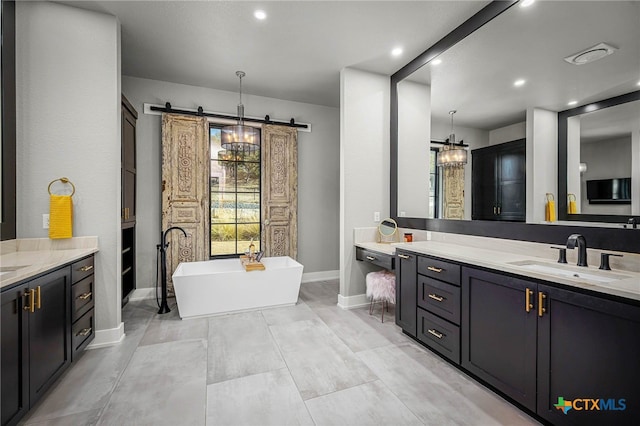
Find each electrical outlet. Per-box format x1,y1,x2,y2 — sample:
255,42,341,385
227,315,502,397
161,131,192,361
400,211,406,217
374,211,380,222
43,214,50,229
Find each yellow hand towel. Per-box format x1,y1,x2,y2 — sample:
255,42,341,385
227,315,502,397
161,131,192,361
545,193,556,222
49,194,73,239
568,194,578,214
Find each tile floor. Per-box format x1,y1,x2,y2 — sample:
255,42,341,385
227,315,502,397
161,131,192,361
21,280,540,426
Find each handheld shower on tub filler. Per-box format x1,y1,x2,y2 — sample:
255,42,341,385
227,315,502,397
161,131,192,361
157,226,187,314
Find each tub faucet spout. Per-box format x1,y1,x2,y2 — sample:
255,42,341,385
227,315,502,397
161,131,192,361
566,234,588,267
158,226,188,314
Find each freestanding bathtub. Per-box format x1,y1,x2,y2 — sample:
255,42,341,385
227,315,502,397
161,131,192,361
172,256,304,319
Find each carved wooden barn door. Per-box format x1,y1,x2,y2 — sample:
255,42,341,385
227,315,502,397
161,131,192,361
443,166,464,219
161,114,209,291
261,125,298,258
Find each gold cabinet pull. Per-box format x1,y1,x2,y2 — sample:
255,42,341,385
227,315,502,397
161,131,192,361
23,289,35,313
398,254,410,259
497,206,501,215
525,288,534,313
77,292,92,300
76,327,92,337
428,293,444,302
538,292,547,317
35,286,41,310
493,206,497,215
366,256,376,261
427,266,443,273
79,265,94,272
427,329,444,339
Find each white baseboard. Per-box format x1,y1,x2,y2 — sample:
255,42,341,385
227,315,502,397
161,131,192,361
302,269,339,283
86,322,125,349
128,287,156,301
337,293,369,310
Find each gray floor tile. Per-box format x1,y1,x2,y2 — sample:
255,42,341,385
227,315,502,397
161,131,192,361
299,281,339,307
260,302,319,326
350,304,413,345
305,380,422,426
206,368,313,426
314,305,393,352
207,311,285,384
139,307,208,346
97,339,207,426
23,409,101,426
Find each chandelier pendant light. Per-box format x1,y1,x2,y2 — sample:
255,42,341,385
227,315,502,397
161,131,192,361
221,71,260,152
437,110,468,167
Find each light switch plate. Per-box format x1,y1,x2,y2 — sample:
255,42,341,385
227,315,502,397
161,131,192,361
374,211,380,221
43,214,50,229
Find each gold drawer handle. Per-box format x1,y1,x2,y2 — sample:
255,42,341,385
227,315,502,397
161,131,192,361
77,292,92,300
366,256,376,261
23,289,35,313
79,265,94,272
398,254,410,259
427,266,443,273
428,293,444,302
427,329,444,339
76,327,92,337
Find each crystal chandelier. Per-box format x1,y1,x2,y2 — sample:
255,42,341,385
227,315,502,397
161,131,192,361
221,71,260,152
437,110,468,167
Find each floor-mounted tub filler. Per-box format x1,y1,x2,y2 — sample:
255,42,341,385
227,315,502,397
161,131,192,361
172,256,304,319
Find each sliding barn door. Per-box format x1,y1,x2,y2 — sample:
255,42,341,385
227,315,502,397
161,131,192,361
261,125,298,258
161,114,209,291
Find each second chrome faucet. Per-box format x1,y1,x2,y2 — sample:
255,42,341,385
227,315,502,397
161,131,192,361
566,234,588,267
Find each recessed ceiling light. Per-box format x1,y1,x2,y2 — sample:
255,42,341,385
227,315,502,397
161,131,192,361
254,10,267,20
637,80,640,86
520,0,535,7
514,79,526,87
568,100,578,106
431,59,442,66
391,47,403,57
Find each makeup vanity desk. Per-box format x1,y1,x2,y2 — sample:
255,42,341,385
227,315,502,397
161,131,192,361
355,242,396,270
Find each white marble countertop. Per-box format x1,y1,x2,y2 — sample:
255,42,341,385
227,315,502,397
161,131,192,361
1,237,99,290
394,241,640,303
354,241,398,256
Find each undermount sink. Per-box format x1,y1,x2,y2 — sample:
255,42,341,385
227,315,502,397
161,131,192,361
508,260,630,284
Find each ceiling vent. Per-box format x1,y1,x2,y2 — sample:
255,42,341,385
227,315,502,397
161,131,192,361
564,43,617,65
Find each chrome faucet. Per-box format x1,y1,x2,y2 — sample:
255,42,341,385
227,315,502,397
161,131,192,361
566,234,588,267
628,218,637,229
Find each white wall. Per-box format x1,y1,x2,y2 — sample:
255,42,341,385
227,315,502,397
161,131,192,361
121,76,340,289
489,121,526,145
397,80,430,217
340,68,389,301
526,108,557,223
16,2,122,332
432,119,490,220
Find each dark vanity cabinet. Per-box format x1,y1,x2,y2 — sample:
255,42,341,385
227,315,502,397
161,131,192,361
395,249,417,337
1,268,71,426
461,266,640,424
472,139,526,221
1,255,95,426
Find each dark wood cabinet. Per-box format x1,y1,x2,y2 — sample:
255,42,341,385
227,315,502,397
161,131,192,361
1,267,72,426
395,250,417,337
472,139,526,221
121,95,137,304
461,267,537,411
537,284,640,425
355,247,395,270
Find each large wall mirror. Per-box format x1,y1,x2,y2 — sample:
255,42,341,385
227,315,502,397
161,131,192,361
391,0,639,252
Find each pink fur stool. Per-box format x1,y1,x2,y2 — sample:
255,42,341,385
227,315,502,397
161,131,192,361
366,270,396,322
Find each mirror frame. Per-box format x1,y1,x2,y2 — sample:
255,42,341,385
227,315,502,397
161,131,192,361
557,90,640,224
390,0,639,253
1,0,16,241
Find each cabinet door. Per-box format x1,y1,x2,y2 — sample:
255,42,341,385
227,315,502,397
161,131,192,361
27,268,72,405
471,150,498,220
496,140,525,221
537,284,640,425
121,97,137,223
1,285,29,426
395,251,417,336
462,267,537,411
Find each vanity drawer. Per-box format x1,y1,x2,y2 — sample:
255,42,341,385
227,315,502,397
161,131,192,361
418,276,461,325
417,308,460,365
72,309,94,359
418,256,460,286
72,275,94,321
356,247,395,270
71,256,94,284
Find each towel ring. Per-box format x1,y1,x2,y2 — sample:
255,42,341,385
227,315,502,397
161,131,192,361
48,177,76,196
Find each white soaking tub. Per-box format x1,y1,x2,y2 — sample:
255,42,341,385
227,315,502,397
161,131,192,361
172,256,304,319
